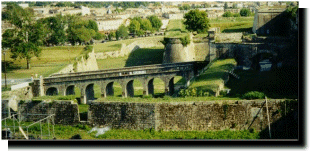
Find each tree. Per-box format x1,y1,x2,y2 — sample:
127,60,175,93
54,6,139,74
240,8,251,17
86,20,99,32
222,11,233,17
140,19,152,31
128,20,140,34
41,15,66,46
224,2,228,10
232,3,237,9
108,32,116,41
179,4,190,10
2,4,46,69
116,24,128,40
147,15,162,31
184,9,210,33
154,2,161,7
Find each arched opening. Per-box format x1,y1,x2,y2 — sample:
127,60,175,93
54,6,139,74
85,84,95,102
106,82,114,96
168,77,174,96
126,80,134,97
133,80,143,97
46,87,58,96
152,78,165,98
106,81,122,97
147,79,154,96
173,76,186,90
66,85,75,96
250,52,277,71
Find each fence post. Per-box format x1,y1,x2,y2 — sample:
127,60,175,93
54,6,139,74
265,96,271,139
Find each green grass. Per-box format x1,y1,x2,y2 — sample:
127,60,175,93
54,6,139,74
189,59,237,95
97,46,164,69
2,46,84,79
165,19,189,38
209,17,254,33
93,36,164,53
2,119,259,139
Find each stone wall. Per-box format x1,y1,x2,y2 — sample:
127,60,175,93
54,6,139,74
76,49,99,72
18,101,80,124
2,86,33,101
88,99,297,131
163,35,196,63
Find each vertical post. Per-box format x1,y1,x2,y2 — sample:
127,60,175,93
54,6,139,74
4,50,7,89
265,96,271,139
40,121,42,139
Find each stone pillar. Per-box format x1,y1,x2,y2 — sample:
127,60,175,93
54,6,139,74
126,80,134,97
39,76,44,96
58,85,66,96
163,77,174,96
141,78,153,96
80,87,87,104
101,85,107,98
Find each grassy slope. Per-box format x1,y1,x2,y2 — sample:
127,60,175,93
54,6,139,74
2,46,84,79
189,59,237,94
165,19,188,38
209,17,254,33
93,36,164,53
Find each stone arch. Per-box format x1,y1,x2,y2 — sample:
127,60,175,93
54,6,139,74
147,78,154,96
65,85,75,96
46,87,58,96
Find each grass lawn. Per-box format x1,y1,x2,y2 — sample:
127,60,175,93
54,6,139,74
165,19,189,38
2,119,259,139
2,46,84,79
209,17,254,33
189,59,237,95
93,36,164,53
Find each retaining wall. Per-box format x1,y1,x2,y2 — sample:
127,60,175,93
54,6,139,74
88,99,297,131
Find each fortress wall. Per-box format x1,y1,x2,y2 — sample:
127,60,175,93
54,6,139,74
17,101,80,125
88,99,297,131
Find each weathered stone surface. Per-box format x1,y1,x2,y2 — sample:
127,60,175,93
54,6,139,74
18,101,80,125
88,99,297,131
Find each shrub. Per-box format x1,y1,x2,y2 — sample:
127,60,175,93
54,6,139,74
180,35,191,47
242,91,265,100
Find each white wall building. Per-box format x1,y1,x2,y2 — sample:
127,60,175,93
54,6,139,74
96,18,124,31
81,6,90,16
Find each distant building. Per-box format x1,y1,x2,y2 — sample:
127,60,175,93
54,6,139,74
163,13,184,20
18,3,29,9
96,18,124,31
33,7,49,15
252,8,290,36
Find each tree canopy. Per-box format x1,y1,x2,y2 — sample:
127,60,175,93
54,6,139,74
240,8,251,17
183,9,210,33
2,4,47,69
128,20,140,34
147,15,163,31
116,24,128,40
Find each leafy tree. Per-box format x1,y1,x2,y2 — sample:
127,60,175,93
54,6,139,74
66,15,96,45
41,15,67,46
116,24,128,40
132,17,142,24
93,32,106,40
128,20,140,34
233,13,241,17
154,2,161,7
224,2,228,10
2,4,47,69
140,19,152,31
184,9,210,33
222,11,233,17
108,32,116,41
232,3,237,9
86,20,99,32
147,15,162,31
240,8,251,17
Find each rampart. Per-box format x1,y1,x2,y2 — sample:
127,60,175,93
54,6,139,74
88,99,297,132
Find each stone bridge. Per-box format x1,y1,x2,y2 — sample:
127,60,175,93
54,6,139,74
32,62,208,104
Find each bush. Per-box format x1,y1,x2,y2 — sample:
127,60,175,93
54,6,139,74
180,35,191,47
242,91,265,100
93,32,105,40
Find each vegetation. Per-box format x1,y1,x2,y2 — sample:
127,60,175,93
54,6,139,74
242,91,266,100
189,59,237,96
209,17,254,33
147,15,163,32
1,119,260,139
128,20,140,35
116,24,129,40
2,3,46,69
179,4,190,10
184,9,210,33
222,11,241,17
285,6,298,22
239,8,252,17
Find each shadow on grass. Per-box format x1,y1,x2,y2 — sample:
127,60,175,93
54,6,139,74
125,47,164,67
222,27,252,33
